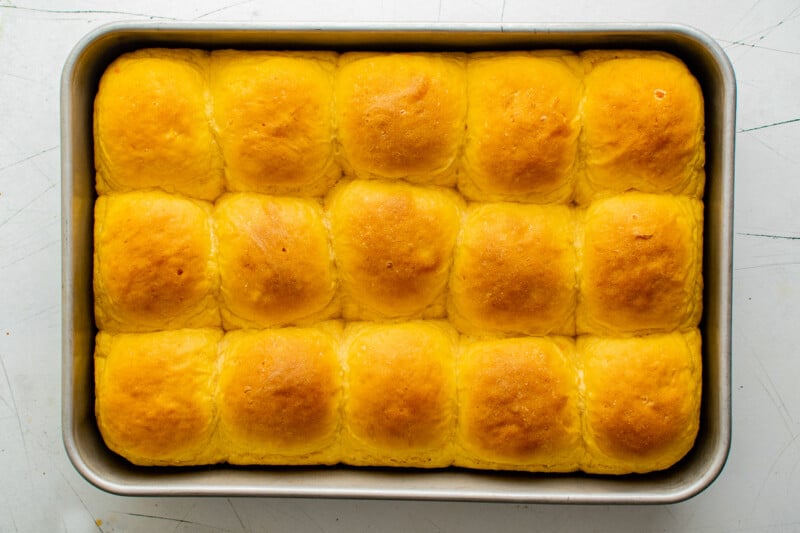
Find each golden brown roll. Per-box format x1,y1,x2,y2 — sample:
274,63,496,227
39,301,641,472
578,51,705,204
454,336,582,472
94,191,220,332
335,52,467,186
210,51,340,195
213,193,338,329
327,179,463,320
577,192,703,336
341,321,457,467
217,324,342,465
94,49,224,201
579,330,702,474
460,52,582,203
94,329,223,466
449,203,576,336
90,48,708,476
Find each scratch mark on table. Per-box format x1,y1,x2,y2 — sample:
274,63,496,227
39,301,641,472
6,304,59,332
728,4,800,47
121,511,223,530
746,135,800,165
718,38,800,56
0,4,179,20
228,498,247,533
737,232,800,241
0,182,56,232
739,118,800,133
735,261,800,271
194,0,254,20
53,464,103,531
752,348,795,434
789,440,800,478
0,352,31,476
664,505,681,527
500,0,507,22
750,433,800,516
427,518,445,532
0,146,58,173
173,503,199,533
4,482,20,531
732,0,765,30
0,70,49,86
299,509,325,533
0,238,59,270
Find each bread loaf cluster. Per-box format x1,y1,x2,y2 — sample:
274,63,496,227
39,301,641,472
93,48,705,474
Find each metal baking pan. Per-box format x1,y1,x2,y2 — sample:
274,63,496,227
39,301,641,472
61,21,734,503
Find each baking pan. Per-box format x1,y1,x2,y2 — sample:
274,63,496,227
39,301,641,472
61,21,734,503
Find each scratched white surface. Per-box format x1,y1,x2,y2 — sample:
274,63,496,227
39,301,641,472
1,0,798,531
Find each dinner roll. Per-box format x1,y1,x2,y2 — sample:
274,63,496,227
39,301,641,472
93,191,220,332
94,329,223,466
455,336,582,472
579,330,702,474
210,50,339,195
341,321,457,467
328,179,463,320
94,49,224,201
90,47,708,475
460,51,581,203
578,50,705,204
577,192,703,335
335,52,467,185
218,325,342,465
449,203,576,336
213,193,338,329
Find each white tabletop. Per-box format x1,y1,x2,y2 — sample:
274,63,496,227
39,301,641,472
1,1,798,531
